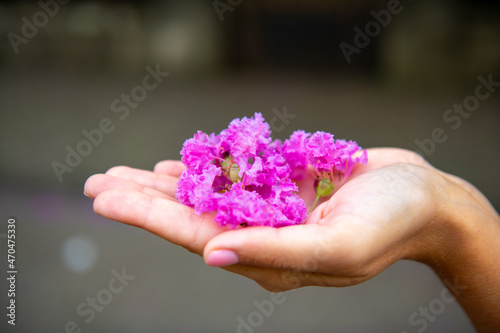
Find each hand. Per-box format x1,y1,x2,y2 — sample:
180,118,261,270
84,147,500,331
84,148,451,290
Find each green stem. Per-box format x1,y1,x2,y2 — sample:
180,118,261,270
309,194,321,214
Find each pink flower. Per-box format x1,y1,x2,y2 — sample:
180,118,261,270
332,139,368,178
222,113,272,158
176,113,367,228
283,130,310,180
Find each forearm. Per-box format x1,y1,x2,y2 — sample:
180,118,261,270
428,177,500,332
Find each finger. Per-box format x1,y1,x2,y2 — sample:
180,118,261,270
93,189,224,254
106,166,179,197
221,263,368,292
154,160,186,177
84,174,172,200
350,148,430,178
203,223,372,276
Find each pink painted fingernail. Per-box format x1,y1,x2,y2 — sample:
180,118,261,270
206,250,239,267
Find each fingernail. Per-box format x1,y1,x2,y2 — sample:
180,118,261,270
206,250,239,267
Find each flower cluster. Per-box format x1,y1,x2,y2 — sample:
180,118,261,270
176,113,367,229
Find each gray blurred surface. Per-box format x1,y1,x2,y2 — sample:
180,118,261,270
1,0,500,332
2,69,497,333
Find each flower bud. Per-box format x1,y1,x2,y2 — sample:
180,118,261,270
221,156,231,170
229,163,241,183
314,178,334,197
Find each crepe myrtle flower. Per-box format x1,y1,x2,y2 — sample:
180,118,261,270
283,130,367,211
176,113,367,228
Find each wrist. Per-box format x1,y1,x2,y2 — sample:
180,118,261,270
430,174,500,274
419,172,500,331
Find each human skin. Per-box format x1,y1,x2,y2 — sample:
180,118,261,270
84,148,500,332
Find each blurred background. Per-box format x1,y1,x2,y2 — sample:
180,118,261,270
1,0,499,332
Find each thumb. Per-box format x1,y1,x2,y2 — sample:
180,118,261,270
203,223,367,276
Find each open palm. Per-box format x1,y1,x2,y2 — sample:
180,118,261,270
84,148,453,291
